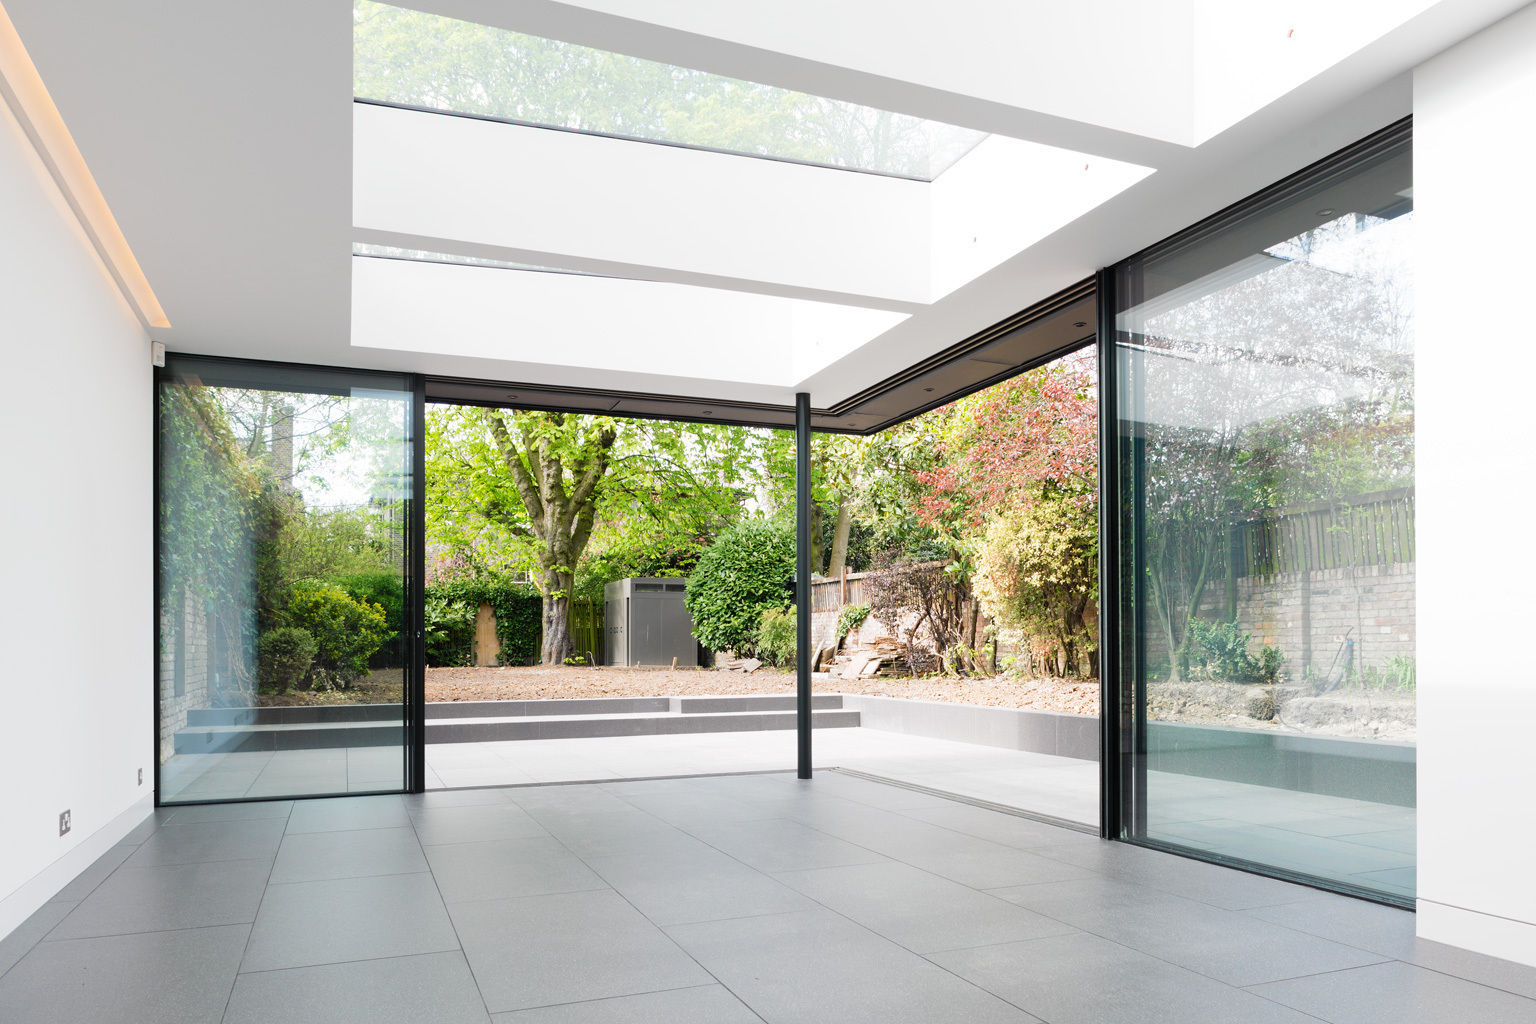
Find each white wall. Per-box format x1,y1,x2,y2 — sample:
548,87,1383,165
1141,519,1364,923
1414,1,1536,967
0,94,154,939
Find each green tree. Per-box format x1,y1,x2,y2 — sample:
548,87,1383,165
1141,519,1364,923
426,407,768,663
685,519,796,656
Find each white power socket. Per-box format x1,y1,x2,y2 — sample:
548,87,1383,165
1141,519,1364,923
59,809,71,836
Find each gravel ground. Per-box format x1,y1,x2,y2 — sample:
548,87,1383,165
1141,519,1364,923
425,664,1100,715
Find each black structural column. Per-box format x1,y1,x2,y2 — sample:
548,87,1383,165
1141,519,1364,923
1094,269,1119,838
795,392,813,779
408,375,427,793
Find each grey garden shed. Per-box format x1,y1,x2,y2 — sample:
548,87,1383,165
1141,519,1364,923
603,577,699,667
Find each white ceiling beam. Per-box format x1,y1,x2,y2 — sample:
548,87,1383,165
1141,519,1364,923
354,102,932,311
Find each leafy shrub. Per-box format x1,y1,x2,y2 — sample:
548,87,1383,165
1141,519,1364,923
424,595,476,667
866,553,968,675
1186,620,1286,685
685,519,795,656
333,572,405,667
973,496,1097,678
1254,645,1285,687
257,627,316,693
1186,619,1254,681
285,583,392,686
756,607,797,667
835,603,870,641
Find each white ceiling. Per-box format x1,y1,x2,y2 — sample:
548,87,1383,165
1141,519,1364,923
4,0,1528,408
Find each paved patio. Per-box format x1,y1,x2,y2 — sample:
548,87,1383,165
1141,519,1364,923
0,773,1524,1023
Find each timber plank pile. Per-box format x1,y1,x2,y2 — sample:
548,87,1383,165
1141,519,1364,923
823,637,911,678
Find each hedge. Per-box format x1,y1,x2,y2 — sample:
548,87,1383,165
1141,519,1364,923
425,577,543,666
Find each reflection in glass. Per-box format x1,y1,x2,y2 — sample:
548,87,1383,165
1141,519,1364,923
353,0,987,180
1114,126,1415,901
157,359,413,803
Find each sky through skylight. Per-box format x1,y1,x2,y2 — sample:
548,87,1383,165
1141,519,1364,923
353,1,988,180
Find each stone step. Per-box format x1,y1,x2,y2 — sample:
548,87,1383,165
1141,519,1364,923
185,694,838,727
173,706,860,754
675,694,842,713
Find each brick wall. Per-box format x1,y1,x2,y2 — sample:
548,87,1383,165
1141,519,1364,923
1147,562,1415,679
158,591,210,764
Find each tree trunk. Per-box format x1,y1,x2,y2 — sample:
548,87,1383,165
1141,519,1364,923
827,501,852,577
809,502,824,577
540,569,575,665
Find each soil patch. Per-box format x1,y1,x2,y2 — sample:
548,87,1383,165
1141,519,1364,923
1148,680,1415,741
424,665,1100,715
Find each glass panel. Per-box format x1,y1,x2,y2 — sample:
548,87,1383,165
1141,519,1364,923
353,0,987,181
1114,128,1415,901
157,357,414,803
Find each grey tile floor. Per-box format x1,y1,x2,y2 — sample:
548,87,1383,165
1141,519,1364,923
0,772,1527,1024
158,726,1104,821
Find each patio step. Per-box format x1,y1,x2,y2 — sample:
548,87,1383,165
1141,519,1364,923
173,701,858,753
184,694,843,727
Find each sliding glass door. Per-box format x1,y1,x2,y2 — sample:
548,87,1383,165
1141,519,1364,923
1109,122,1416,902
157,357,416,803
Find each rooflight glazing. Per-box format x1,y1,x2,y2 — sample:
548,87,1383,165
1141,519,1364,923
352,242,596,276
353,1,987,180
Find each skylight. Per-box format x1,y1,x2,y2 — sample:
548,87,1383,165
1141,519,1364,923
353,1,988,181
352,242,596,277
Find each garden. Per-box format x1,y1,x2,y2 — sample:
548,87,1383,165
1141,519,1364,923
160,331,1415,745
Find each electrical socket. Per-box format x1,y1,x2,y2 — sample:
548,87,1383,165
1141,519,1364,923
138,768,144,786
59,809,71,837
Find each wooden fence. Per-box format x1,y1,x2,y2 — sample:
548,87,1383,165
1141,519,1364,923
1229,487,1414,577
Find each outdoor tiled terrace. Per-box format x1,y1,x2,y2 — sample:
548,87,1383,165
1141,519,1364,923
0,772,1514,1024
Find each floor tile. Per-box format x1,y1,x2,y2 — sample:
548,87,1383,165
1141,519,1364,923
269,826,427,883
450,889,711,1013
426,837,607,904
898,802,1101,851
1245,894,1418,959
683,817,888,873
0,924,248,1024
160,800,294,824
126,817,286,867
285,795,411,834
777,860,1075,953
992,876,1385,986
932,931,1320,1024
225,950,489,1023
490,985,761,1023
243,872,459,972
668,907,1040,1023
48,844,134,903
412,804,550,846
49,857,270,939
582,845,814,926
1249,959,1536,1023
0,900,76,979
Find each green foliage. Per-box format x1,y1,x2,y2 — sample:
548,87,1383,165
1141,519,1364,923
973,492,1097,677
835,603,870,641
284,584,392,686
1185,620,1286,685
1186,619,1253,681
1361,654,1415,692
685,519,795,655
257,627,316,694
756,607,797,667
1254,645,1286,687
424,595,476,667
333,572,405,666
427,577,543,666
